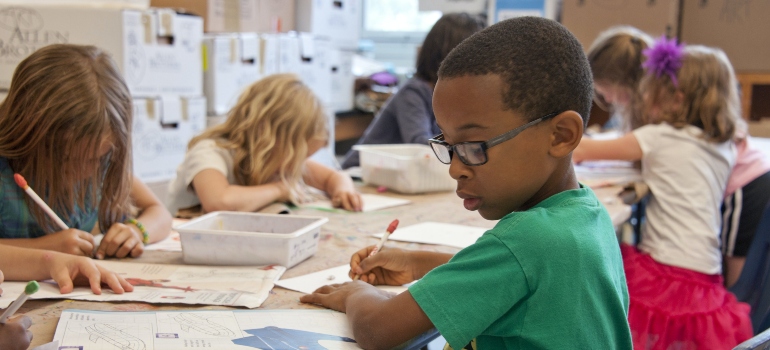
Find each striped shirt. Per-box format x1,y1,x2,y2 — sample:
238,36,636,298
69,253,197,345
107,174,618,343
0,157,98,238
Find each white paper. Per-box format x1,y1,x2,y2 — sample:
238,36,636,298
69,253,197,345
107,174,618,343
30,340,58,350
374,222,488,249
53,309,362,350
275,265,409,295
143,230,182,251
0,261,285,309
302,193,411,212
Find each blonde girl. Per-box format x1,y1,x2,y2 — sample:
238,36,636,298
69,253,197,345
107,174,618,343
574,40,752,349
0,44,172,260
587,26,653,131
167,74,361,215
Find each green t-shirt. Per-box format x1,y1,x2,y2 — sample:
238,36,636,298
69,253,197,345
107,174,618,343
409,185,632,349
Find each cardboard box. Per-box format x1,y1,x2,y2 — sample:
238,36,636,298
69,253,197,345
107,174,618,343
681,0,770,72
132,95,207,182
175,211,328,267
277,32,301,74
151,0,294,33
0,6,203,95
329,49,355,112
297,34,332,106
561,0,679,51
260,33,280,76
295,0,360,50
203,33,261,115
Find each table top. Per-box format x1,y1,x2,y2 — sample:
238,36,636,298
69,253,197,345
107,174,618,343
23,185,629,347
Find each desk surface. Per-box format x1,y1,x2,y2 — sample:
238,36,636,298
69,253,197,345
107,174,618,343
24,185,628,347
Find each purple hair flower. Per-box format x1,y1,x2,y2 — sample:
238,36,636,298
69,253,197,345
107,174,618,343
642,36,685,87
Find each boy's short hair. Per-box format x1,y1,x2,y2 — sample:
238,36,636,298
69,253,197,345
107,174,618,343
438,16,593,126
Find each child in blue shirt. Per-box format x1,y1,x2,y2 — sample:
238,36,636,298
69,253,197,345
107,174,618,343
302,17,632,349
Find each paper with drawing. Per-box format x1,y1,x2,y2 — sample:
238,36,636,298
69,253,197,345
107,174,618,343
374,222,488,248
275,265,409,295
0,261,285,309
53,309,362,350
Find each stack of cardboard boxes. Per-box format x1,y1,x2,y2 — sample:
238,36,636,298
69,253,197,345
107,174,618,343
0,4,206,183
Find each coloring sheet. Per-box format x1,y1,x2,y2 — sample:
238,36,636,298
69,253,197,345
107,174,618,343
374,222,488,249
0,261,285,309
574,160,642,188
53,309,362,350
275,265,409,295
302,194,411,212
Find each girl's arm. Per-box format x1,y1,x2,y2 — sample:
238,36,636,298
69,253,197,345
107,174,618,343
303,160,362,211
192,169,290,213
95,177,173,259
573,133,644,163
0,245,132,294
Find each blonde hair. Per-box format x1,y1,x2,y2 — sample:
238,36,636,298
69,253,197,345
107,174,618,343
640,45,740,143
189,74,326,202
0,44,133,233
588,26,654,130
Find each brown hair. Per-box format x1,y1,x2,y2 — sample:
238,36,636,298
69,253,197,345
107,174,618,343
415,12,484,86
640,45,739,143
189,74,326,203
587,26,653,130
0,44,133,233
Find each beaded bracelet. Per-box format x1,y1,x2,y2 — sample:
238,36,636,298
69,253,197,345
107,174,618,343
125,218,149,245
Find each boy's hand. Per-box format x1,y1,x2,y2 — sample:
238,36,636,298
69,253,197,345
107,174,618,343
331,190,363,212
37,229,95,256
299,281,385,312
0,316,32,350
43,251,134,295
350,246,415,285
95,223,144,259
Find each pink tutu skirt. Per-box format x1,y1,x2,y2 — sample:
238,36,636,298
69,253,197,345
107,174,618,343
621,245,753,350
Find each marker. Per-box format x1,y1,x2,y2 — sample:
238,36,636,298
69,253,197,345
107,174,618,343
0,281,40,324
353,219,399,281
14,174,69,231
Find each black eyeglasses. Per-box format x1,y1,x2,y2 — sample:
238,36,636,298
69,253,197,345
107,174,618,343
428,112,558,166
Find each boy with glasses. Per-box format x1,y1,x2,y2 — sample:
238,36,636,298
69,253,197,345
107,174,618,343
302,17,632,349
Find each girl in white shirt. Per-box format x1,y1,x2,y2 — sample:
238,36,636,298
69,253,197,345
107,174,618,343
574,40,752,349
167,74,361,216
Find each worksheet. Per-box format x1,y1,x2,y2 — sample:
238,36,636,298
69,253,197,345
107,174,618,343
373,222,488,248
302,193,411,212
0,261,285,309
53,309,362,350
275,265,410,295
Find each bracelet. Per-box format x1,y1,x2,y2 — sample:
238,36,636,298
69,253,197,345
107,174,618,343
125,218,149,245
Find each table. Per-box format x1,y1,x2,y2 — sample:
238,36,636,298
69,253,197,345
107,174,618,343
23,185,629,348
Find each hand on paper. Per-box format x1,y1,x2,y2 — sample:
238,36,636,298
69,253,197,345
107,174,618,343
300,281,385,313
44,251,133,295
330,189,363,212
0,315,32,350
350,246,415,286
37,229,95,257
95,222,144,259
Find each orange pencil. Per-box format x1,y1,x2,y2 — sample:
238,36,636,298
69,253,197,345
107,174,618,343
353,219,399,281
14,173,69,230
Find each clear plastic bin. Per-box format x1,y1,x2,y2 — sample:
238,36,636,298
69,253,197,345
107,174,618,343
353,144,454,194
175,212,328,268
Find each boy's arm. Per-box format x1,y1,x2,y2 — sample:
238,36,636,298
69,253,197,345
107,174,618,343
192,169,289,212
303,160,362,211
573,133,643,163
301,284,434,350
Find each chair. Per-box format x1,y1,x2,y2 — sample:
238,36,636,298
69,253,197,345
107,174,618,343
733,327,770,350
730,202,770,334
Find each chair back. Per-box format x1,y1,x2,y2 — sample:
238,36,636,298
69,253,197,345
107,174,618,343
730,202,770,334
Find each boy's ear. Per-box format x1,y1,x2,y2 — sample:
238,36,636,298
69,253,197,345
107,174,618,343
547,111,584,158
